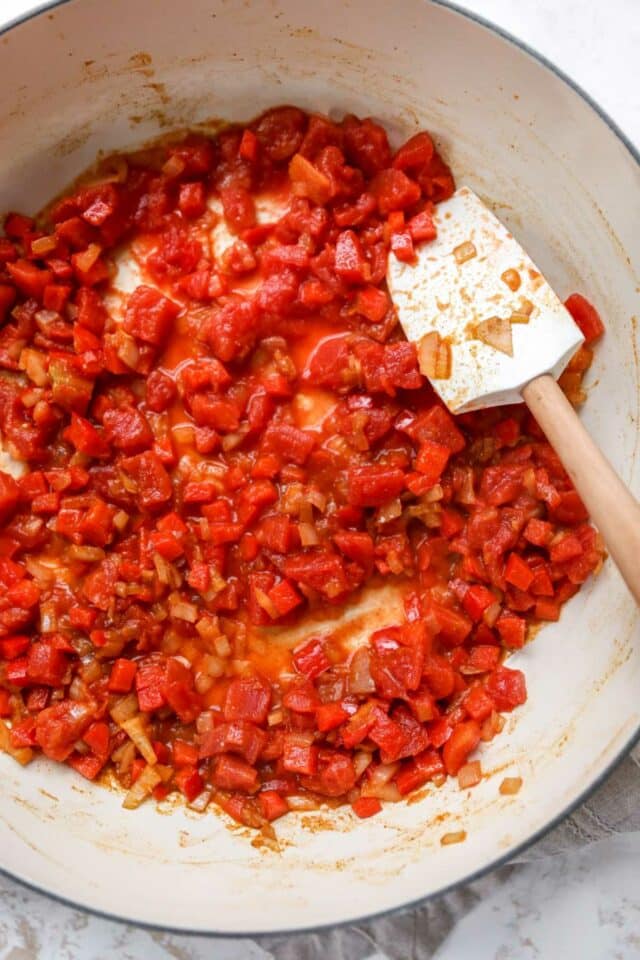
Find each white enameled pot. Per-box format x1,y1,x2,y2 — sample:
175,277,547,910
0,0,639,936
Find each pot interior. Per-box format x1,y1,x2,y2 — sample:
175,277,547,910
0,0,638,934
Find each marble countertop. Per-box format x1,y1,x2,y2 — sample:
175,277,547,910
0,1,638,958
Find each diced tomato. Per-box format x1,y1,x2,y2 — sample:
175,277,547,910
564,293,605,343
316,701,350,732
496,612,526,649
211,754,258,792
370,169,421,215
504,553,534,592
124,285,180,346
485,666,527,711
174,765,204,802
347,465,405,507
351,796,382,818
396,748,444,795
293,636,331,679
224,674,271,725
464,686,495,721
199,720,266,765
83,721,110,757
442,720,481,775
282,733,318,775
108,658,137,693
258,789,288,821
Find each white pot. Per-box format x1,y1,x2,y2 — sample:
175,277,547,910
0,0,639,935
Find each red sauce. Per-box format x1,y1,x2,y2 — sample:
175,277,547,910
0,107,604,827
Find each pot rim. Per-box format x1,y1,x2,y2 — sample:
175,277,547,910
0,0,638,939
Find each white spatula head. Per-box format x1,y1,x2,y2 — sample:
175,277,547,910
387,186,584,413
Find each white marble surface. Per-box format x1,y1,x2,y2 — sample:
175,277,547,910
0,0,638,958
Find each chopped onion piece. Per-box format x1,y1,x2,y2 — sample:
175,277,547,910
475,316,513,356
500,268,521,291
113,510,130,533
510,297,534,324
457,760,482,789
440,830,467,845
110,693,140,725
162,154,186,178
348,647,376,695
453,241,477,264
68,545,106,563
368,762,399,788
285,794,320,811
169,595,198,623
361,781,401,802
499,776,523,796
188,788,212,812
122,764,162,810
298,522,319,547
254,587,279,620
213,634,231,658
353,751,373,778
418,331,452,380
122,716,157,765
307,488,327,511
31,234,58,255
376,498,402,524
268,708,284,727
19,348,49,387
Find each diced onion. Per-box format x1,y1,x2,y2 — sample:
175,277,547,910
349,647,376,695
31,234,58,255
353,751,373,778
285,794,320,811
112,739,136,775
213,634,231,658
307,488,327,511
188,788,212,812
68,545,106,563
254,588,279,620
361,781,401,802
194,674,214,695
200,654,225,678
162,154,186,178
481,710,505,742
19,348,49,387
268,708,284,727
418,331,452,380
122,716,158,765
298,522,319,546
453,241,477,264
368,762,399,788
457,760,482,789
500,268,521,291
376,498,402,524
113,510,130,532
482,601,502,627
110,693,139,725
122,764,162,810
475,316,513,356
169,595,198,622
440,830,467,845
499,776,523,796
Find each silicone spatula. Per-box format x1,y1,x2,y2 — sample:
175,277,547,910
387,185,640,603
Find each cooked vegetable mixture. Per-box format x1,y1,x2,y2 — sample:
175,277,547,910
0,107,605,829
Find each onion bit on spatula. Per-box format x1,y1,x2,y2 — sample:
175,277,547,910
388,186,640,604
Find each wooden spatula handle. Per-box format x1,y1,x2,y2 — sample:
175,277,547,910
523,374,640,605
